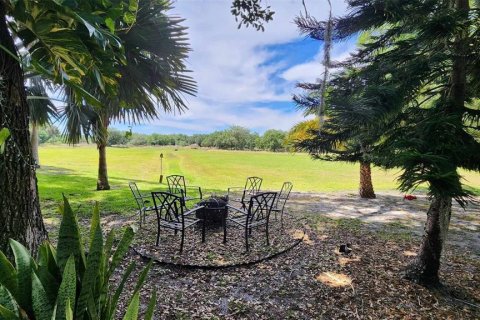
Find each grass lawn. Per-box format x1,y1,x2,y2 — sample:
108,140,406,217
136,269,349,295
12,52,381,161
37,144,480,217
36,145,480,318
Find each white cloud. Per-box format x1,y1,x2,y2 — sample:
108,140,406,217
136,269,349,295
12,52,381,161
281,39,357,83
116,1,352,133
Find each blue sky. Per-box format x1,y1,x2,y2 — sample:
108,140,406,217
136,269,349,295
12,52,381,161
113,0,355,135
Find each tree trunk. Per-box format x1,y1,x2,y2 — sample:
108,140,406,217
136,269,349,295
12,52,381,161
96,142,110,190
405,0,469,286
0,6,48,257
359,161,375,199
31,123,40,168
405,196,451,286
96,120,110,191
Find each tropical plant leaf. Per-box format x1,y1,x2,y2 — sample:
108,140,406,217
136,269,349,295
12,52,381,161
56,196,85,275
0,305,19,320
107,226,134,277
122,292,139,320
144,291,157,320
103,229,115,262
75,217,103,319
87,290,100,320
89,202,101,247
0,251,17,297
38,243,60,281
55,256,76,320
32,270,55,320
35,265,59,307
9,240,34,314
0,285,19,317
65,300,73,320
107,261,135,319
133,260,152,294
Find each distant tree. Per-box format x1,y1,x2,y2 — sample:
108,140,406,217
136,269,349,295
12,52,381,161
299,0,480,285
285,119,318,151
26,77,58,167
259,129,286,152
107,129,130,146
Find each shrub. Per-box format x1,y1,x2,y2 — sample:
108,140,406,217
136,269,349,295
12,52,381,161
107,129,130,146
0,197,155,319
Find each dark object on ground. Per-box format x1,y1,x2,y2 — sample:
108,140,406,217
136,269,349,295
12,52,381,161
404,194,417,200
339,244,352,254
196,196,228,226
196,196,228,243
228,192,277,251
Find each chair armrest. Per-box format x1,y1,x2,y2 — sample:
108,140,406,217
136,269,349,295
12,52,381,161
226,204,245,214
184,205,204,217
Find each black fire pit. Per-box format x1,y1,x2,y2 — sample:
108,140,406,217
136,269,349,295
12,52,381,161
196,196,228,243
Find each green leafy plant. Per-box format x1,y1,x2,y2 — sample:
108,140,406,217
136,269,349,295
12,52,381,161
0,196,156,319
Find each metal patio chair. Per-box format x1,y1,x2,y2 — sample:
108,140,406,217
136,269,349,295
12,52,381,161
129,181,155,228
227,192,277,251
151,191,204,253
272,182,293,224
227,176,263,210
166,175,202,207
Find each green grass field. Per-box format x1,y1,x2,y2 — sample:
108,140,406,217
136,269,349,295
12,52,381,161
37,145,480,217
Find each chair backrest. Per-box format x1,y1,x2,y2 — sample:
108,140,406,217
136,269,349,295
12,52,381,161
151,191,185,223
129,182,144,209
166,175,186,197
276,182,293,210
246,192,277,224
244,176,262,195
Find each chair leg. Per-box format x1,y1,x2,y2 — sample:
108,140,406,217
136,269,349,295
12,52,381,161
180,229,185,253
156,222,160,246
266,223,270,246
245,226,249,252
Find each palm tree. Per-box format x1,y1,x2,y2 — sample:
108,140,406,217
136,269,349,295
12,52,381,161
0,0,149,255
61,0,196,190
26,77,57,167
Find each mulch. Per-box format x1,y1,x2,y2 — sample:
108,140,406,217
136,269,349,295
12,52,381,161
114,214,480,319
132,214,305,268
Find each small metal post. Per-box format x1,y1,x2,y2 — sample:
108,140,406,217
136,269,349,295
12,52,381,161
159,153,164,183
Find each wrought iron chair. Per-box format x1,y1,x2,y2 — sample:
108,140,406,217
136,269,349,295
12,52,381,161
129,182,155,228
166,175,202,207
227,176,263,210
272,182,293,224
151,191,203,253
227,192,277,251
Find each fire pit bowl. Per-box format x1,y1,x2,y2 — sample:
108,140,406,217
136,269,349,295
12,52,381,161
195,196,228,227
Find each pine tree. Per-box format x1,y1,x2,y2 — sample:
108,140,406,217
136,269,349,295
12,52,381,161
295,0,480,285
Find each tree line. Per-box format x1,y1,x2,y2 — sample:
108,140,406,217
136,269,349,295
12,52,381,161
38,125,288,152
